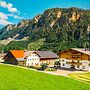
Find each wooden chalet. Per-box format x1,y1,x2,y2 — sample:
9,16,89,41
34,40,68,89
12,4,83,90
59,48,90,70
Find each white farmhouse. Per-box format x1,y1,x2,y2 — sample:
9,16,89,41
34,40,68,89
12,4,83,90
26,51,59,66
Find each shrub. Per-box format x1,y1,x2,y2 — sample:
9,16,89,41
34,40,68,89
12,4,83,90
40,63,48,71
54,61,60,69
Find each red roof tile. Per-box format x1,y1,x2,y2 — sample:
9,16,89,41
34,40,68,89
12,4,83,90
10,50,24,58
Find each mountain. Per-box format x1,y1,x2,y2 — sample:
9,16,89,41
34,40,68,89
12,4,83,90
0,19,31,40
0,7,90,52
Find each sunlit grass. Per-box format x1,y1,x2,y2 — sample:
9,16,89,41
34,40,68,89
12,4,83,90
0,64,90,90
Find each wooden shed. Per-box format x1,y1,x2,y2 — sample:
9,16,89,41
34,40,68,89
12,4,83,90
4,50,26,65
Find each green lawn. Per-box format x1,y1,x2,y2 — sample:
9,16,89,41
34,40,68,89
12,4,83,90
0,64,90,90
69,73,90,84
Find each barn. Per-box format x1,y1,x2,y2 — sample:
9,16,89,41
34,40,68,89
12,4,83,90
4,50,25,65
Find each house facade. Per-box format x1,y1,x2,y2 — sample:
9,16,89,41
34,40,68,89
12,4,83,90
59,48,90,70
26,52,40,66
26,51,59,67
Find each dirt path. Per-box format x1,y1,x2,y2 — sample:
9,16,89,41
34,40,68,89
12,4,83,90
45,69,88,77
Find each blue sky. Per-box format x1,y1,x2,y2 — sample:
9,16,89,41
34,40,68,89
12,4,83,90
0,0,90,28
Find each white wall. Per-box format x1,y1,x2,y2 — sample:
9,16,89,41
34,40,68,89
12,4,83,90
60,58,90,70
60,58,71,68
26,53,40,66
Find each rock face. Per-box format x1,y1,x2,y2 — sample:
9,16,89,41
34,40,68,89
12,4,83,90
0,7,90,41
34,14,41,23
6,24,16,31
57,11,61,18
17,19,31,28
70,12,80,21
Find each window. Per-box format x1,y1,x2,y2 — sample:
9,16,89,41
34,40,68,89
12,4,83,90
88,63,90,66
27,59,29,61
72,55,80,58
66,61,70,64
77,65,80,68
62,60,65,62
77,60,79,63
82,66,85,69
63,63,65,66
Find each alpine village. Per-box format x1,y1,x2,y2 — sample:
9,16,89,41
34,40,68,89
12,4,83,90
0,6,90,90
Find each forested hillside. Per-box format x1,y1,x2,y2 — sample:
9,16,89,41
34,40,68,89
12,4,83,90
0,7,90,53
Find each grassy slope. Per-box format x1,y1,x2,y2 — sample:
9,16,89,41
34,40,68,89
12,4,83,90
0,64,90,90
28,38,45,50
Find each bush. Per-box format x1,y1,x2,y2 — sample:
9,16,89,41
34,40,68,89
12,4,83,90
40,63,48,71
54,61,60,69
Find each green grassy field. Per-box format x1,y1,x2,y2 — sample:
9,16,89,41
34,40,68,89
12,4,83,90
69,72,90,84
0,64,90,90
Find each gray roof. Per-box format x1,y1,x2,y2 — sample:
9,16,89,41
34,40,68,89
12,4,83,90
24,51,59,59
16,58,25,61
35,51,59,59
71,48,90,55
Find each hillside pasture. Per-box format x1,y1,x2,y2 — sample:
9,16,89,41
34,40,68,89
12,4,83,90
0,64,90,90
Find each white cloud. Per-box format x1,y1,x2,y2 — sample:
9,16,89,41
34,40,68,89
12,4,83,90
0,19,12,25
0,12,8,20
0,12,12,25
0,1,23,26
0,1,18,13
7,14,23,19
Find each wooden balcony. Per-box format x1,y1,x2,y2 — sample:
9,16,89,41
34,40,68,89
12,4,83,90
66,62,82,65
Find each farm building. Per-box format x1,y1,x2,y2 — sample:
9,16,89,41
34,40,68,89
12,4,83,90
4,50,59,66
59,48,90,70
26,51,59,67
4,50,25,65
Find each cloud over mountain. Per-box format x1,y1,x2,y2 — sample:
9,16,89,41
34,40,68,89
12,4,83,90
0,12,12,25
0,1,18,13
0,1,22,26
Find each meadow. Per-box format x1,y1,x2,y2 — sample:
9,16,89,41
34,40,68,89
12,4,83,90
0,64,90,90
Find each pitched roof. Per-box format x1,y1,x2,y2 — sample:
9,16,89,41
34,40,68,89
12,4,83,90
9,50,59,60
35,51,59,59
10,50,24,58
71,48,90,55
